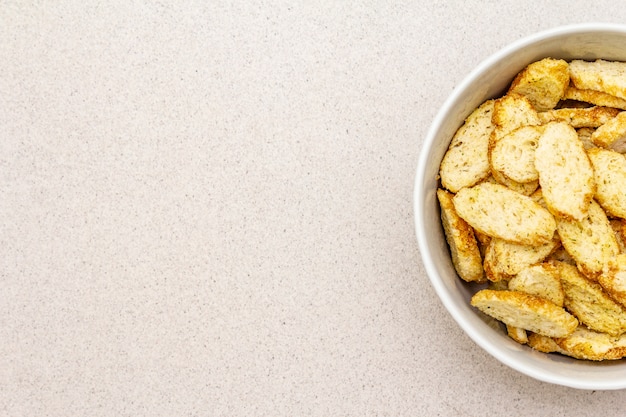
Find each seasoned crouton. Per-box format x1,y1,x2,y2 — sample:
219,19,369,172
508,58,569,111
535,121,595,220
453,182,556,245
490,125,543,183
590,110,626,153
507,325,529,344
527,332,565,354
569,59,626,101
598,254,626,309
492,93,541,136
437,188,485,283
556,325,626,361
556,200,619,278
470,289,578,338
483,236,560,282
554,261,626,336
587,148,626,218
509,263,564,307
440,100,495,192
564,85,626,110
538,106,621,128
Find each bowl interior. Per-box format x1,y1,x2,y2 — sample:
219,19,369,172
415,24,626,390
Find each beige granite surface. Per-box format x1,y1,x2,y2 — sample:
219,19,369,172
2,1,626,416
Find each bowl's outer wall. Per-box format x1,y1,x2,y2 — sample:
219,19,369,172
416,25,626,390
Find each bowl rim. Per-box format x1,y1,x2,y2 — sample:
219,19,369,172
414,22,626,390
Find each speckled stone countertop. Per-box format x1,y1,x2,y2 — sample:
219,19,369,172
2,2,626,416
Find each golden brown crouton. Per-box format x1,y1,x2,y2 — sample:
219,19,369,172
590,110,626,153
555,261,626,337
587,148,626,218
598,254,626,309
569,59,626,101
555,325,626,361
538,106,621,128
439,100,495,192
508,58,569,111
508,263,564,307
535,121,595,221
564,85,626,110
453,182,556,245
556,200,619,278
437,189,485,283
470,289,578,338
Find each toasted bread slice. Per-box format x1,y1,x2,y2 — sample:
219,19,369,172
590,110,626,152
507,325,529,344
483,236,559,282
470,289,578,338
439,100,495,192
492,93,541,136
598,254,626,309
564,85,626,110
487,95,541,193
508,58,569,111
527,332,565,354
437,189,485,282
538,106,621,128
556,200,619,278
490,93,541,153
535,121,595,221
569,59,626,101
587,148,626,218
490,125,543,183
555,325,626,361
554,261,626,336
453,182,556,245
508,263,564,307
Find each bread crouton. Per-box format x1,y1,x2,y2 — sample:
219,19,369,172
538,106,621,128
555,325,626,361
507,325,529,344
527,332,565,354
492,93,541,136
598,254,626,309
490,125,543,183
535,121,595,220
590,110,626,152
564,85,626,110
453,182,556,245
556,200,619,278
483,236,560,282
470,289,578,338
587,148,626,218
439,100,495,192
437,189,485,283
569,59,626,101
554,261,626,337
508,263,564,307
508,58,569,111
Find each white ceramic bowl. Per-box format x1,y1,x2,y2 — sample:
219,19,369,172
414,23,626,390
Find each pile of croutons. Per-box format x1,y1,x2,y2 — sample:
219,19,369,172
438,58,626,361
